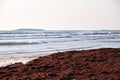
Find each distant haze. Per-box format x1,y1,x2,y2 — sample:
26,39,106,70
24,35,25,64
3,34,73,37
0,0,120,30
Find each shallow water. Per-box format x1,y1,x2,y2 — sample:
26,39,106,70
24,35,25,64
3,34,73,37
0,30,120,55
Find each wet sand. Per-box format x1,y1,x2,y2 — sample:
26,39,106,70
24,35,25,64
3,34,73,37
0,52,52,67
0,48,120,80
0,54,39,67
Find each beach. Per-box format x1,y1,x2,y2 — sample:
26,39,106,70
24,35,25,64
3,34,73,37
0,54,39,67
0,52,54,67
0,30,120,67
0,30,120,79
0,48,120,80
0,0,120,79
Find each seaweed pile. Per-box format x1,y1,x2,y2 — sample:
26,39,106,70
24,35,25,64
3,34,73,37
0,48,120,80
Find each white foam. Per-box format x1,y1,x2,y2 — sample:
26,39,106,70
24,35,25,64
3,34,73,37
0,53,49,67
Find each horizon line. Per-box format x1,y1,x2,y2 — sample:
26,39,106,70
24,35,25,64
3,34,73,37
0,28,120,31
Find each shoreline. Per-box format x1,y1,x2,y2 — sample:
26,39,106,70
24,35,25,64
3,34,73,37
0,54,39,67
0,47,119,67
0,47,97,67
0,48,120,79
0,52,55,67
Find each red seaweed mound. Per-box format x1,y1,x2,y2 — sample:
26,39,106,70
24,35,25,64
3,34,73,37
0,48,120,80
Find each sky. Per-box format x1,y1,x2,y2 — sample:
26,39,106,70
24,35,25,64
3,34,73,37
0,0,120,30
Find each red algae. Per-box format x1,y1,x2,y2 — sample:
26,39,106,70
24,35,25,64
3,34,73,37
0,48,120,80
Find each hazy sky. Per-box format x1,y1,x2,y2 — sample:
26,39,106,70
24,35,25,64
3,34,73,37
0,0,120,30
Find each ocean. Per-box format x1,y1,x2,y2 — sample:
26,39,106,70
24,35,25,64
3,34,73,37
0,29,120,55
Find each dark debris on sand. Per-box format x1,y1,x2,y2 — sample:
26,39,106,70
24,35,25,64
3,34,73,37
0,48,120,80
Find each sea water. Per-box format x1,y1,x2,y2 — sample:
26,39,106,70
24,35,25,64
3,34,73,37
0,30,120,55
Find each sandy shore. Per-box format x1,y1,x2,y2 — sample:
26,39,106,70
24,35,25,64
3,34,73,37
0,54,38,67
0,48,120,80
0,52,52,67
